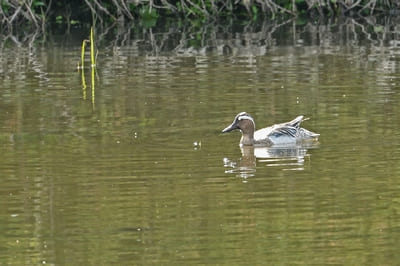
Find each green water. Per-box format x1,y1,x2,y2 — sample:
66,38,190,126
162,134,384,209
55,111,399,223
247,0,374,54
1,23,400,265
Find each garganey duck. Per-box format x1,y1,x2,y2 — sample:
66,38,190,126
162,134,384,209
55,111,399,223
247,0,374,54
222,112,319,146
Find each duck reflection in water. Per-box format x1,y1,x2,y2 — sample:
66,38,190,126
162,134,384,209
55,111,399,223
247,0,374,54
223,144,318,179
222,112,319,178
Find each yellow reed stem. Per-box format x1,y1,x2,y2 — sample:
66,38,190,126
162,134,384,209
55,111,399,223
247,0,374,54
91,66,95,108
90,26,95,107
81,40,88,99
82,67,87,100
79,26,96,104
81,40,87,69
90,27,95,67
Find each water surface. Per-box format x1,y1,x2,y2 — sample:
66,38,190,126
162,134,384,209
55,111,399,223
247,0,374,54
1,21,400,264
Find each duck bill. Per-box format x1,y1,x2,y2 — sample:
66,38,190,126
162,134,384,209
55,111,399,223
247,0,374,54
222,122,238,133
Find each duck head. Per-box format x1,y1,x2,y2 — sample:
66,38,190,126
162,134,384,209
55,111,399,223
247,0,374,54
222,112,255,145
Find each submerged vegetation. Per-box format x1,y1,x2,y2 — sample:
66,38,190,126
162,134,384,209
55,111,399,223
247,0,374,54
0,0,399,33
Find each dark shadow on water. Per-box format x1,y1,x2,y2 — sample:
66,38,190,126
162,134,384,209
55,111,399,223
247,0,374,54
95,15,400,56
2,15,400,52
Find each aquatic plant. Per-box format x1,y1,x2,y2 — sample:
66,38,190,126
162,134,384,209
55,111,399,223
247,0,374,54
78,27,96,105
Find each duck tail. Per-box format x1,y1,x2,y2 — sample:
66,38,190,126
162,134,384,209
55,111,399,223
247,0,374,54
287,115,304,128
299,128,320,140
292,116,320,140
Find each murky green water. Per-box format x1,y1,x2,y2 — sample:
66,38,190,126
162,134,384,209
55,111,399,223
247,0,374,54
1,21,400,264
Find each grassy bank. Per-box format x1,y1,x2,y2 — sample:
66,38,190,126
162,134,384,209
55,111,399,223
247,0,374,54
0,0,398,32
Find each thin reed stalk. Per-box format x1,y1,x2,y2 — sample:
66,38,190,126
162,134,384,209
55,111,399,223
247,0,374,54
79,27,96,104
90,27,96,67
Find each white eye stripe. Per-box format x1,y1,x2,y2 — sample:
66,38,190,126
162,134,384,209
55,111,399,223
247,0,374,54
238,115,252,121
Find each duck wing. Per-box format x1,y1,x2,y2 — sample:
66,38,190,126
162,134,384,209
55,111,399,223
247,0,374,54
254,116,304,145
263,116,304,137
254,123,297,142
